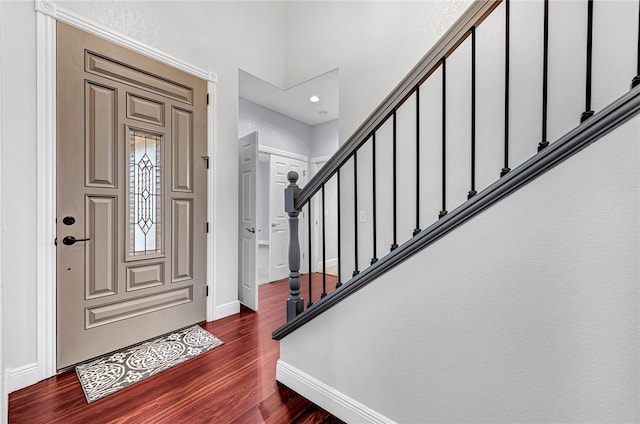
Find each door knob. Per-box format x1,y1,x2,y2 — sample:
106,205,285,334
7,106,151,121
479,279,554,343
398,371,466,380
245,227,255,234
62,236,91,246
271,223,279,227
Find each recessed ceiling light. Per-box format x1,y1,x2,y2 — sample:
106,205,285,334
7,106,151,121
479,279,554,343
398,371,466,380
309,95,320,103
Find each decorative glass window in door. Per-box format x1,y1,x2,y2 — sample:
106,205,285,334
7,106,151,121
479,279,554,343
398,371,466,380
128,128,163,257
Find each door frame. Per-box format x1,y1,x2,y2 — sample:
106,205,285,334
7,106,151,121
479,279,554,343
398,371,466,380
35,0,218,381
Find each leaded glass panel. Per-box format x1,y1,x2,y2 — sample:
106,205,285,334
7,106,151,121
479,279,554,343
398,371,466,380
128,129,163,257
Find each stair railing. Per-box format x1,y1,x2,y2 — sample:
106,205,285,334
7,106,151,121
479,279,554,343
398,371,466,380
281,0,640,323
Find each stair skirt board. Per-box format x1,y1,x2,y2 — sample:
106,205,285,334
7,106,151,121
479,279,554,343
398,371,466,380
276,360,396,424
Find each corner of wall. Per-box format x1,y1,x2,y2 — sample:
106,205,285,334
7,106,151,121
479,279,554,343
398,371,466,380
0,0,7,420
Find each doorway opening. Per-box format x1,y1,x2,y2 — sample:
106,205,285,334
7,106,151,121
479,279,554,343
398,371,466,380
238,69,340,310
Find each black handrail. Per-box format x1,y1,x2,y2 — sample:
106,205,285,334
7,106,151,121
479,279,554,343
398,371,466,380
275,84,640,339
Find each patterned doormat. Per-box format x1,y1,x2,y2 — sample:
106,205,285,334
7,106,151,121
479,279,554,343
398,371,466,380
76,325,223,403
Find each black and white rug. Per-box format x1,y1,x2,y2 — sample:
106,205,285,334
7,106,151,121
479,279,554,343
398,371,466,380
76,325,223,403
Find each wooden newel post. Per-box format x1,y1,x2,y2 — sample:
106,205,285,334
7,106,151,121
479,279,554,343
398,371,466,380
284,171,304,321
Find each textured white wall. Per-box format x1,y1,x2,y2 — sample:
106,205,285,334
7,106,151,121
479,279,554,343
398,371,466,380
280,115,640,423
1,0,39,372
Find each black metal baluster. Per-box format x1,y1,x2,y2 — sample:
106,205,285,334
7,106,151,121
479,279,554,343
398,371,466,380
321,183,327,299
633,0,640,88
501,0,511,177
336,169,342,288
391,111,399,250
439,57,448,219
468,26,478,199
371,133,378,264
539,0,550,151
581,0,595,122
307,201,313,308
353,152,360,275
414,87,422,235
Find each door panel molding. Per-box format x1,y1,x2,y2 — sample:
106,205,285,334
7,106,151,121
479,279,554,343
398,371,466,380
34,1,218,387
85,82,117,187
85,51,194,105
85,286,193,329
85,196,117,299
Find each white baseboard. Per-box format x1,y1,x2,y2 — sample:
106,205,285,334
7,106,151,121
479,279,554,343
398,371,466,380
213,300,240,320
6,363,39,394
315,257,338,276
276,360,395,424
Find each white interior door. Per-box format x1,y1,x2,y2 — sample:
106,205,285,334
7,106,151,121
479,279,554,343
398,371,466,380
269,155,306,282
238,133,259,310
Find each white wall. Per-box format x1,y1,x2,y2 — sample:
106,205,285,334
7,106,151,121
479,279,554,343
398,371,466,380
311,119,339,159
279,115,640,423
284,1,473,144
2,0,39,379
239,97,313,157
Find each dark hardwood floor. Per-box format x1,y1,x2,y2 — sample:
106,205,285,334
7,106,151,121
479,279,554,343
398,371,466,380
8,274,342,424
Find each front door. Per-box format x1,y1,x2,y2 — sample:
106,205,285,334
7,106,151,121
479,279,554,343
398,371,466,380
56,22,208,369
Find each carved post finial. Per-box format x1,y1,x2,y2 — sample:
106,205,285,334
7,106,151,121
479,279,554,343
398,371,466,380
287,171,299,185
284,171,303,321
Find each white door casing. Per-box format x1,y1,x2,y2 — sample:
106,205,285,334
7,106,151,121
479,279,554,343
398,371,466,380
238,132,259,311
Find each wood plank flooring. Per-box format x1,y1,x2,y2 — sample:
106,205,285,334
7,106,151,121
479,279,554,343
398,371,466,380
8,274,342,424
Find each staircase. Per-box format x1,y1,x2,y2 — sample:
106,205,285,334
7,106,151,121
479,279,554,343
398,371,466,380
273,1,640,422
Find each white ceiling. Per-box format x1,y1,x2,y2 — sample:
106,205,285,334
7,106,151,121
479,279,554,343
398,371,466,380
239,69,339,126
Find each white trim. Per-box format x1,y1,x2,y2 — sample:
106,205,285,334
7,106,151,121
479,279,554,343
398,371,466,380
36,8,57,384
206,79,218,322
214,301,240,320
258,145,308,162
315,257,338,275
310,155,332,164
35,1,219,387
0,1,6,419
35,1,214,83
276,360,396,424
6,364,39,394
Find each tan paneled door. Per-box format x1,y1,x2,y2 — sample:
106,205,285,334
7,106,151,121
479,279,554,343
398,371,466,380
56,22,208,369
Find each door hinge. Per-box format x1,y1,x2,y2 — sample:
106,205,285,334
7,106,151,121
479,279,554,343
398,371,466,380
206,222,209,233
202,155,210,169
207,93,209,105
